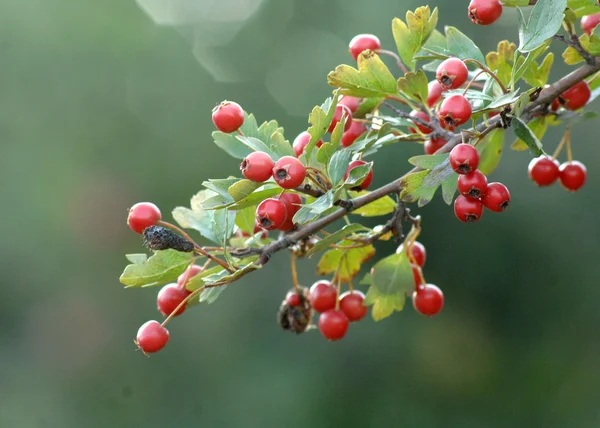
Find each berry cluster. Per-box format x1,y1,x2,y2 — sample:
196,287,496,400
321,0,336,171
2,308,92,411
529,156,587,191
450,143,511,223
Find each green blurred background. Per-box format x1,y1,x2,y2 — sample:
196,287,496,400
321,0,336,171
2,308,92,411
2,0,600,427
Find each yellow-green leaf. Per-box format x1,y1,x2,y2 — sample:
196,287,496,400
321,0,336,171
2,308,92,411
397,70,429,105
511,117,548,151
486,41,517,86
317,243,376,283
477,129,505,175
392,6,439,71
120,250,194,288
348,191,397,217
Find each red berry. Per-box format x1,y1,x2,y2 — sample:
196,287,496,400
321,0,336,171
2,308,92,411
240,151,274,182
560,81,591,110
136,320,169,354
436,58,469,90
338,96,362,113
272,156,307,189
341,121,368,147
559,161,587,191
481,182,511,212
427,80,445,107
177,264,204,287
409,110,432,134
581,12,600,35
255,198,287,230
449,143,479,174
454,195,484,223
127,202,162,234
457,170,488,198
439,94,472,127
349,34,381,60
328,105,353,133
343,160,373,190
212,101,244,133
318,310,350,341
397,241,427,267
278,192,302,231
286,291,302,307
157,283,191,317
468,0,503,25
551,97,561,111
528,156,560,186
292,131,323,157
412,284,444,316
412,264,424,288
339,291,368,322
309,280,338,313
488,110,500,118
424,137,447,155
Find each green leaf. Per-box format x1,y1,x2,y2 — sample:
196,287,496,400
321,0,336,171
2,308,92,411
512,40,550,85
486,41,518,86
392,6,438,71
502,0,532,5
567,0,600,17
199,285,228,304
354,97,383,118
562,32,600,65
228,179,263,202
348,191,397,217
126,253,148,264
399,170,430,203
518,0,568,52
328,149,353,185
317,244,376,282
397,70,429,105
363,251,413,321
293,191,335,224
327,51,398,98
235,205,256,235
408,153,448,169
119,250,193,287
306,94,338,162
522,53,554,86
316,142,336,164
445,26,485,63
306,224,367,256
342,162,372,188
477,129,505,175
511,117,548,151
512,117,544,156
422,158,454,188
441,174,457,205
417,28,447,57
184,265,224,291
226,187,282,210
482,89,521,111
203,178,239,201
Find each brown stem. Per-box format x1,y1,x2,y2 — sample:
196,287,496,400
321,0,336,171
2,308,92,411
553,34,596,66
464,59,508,94
376,49,409,73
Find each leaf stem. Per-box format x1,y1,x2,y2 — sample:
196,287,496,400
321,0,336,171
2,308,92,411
464,59,508,94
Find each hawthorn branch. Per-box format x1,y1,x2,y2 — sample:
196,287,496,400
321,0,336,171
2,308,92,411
554,34,596,66
382,102,456,140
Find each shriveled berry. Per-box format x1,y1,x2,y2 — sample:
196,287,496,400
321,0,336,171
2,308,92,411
481,182,510,212
454,195,484,223
328,105,353,133
412,284,444,316
439,94,472,127
177,264,204,287
136,320,169,354
318,309,349,341
255,198,287,230
286,291,302,307
339,291,368,322
240,151,274,182
409,110,432,134
343,160,373,190
528,156,560,187
424,137,447,155
349,34,381,60
309,280,338,313
212,101,244,133
338,96,362,113
272,156,307,189
457,170,488,198
436,58,469,90
427,80,445,107
127,202,161,234
559,161,587,191
341,121,368,147
293,131,322,157
468,0,503,25
157,283,191,317
449,143,479,174
560,81,591,110
581,12,600,35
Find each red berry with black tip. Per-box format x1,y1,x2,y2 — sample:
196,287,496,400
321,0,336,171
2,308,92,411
341,121,368,147
439,94,472,127
412,284,444,316
454,195,484,223
272,156,307,189
349,34,381,60
343,160,373,190
424,137,447,155
436,58,469,90
481,182,510,212
427,80,444,107
409,110,432,134
339,291,368,322
127,202,162,234
136,320,169,354
581,13,600,35
559,161,587,191
457,170,488,198
240,151,274,182
339,96,362,113
212,101,244,133
293,131,322,157
309,280,338,313
157,283,191,317
328,105,353,133
468,0,503,25
449,143,479,174
318,309,349,341
528,156,560,186
561,81,591,110
255,198,287,230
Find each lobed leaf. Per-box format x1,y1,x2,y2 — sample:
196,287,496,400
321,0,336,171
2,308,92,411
317,243,376,283
445,26,485,63
518,0,568,52
397,70,429,106
348,190,397,217
120,250,194,288
392,6,439,71
306,224,368,256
